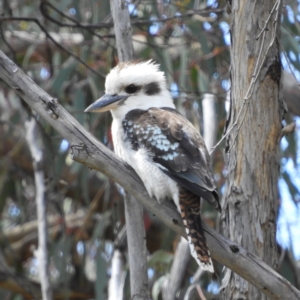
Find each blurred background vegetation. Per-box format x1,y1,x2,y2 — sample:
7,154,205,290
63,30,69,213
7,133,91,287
0,0,300,299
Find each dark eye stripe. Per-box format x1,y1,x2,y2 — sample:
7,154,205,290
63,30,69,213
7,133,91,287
125,84,139,94
145,82,161,95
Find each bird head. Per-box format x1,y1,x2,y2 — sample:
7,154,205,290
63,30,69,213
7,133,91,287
84,60,175,119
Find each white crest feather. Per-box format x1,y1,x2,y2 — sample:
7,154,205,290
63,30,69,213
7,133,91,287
105,60,175,120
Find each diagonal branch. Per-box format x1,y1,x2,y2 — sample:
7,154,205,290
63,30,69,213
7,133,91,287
0,50,299,300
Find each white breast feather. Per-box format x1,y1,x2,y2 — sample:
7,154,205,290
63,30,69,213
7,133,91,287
112,119,180,209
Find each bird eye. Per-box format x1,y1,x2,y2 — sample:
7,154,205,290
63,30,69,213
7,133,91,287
125,84,138,94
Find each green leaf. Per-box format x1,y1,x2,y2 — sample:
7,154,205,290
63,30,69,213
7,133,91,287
282,172,299,200
87,76,101,103
50,235,74,284
281,26,300,71
92,211,111,240
80,167,90,205
197,66,209,94
22,44,38,68
0,159,9,197
50,58,78,96
95,251,108,300
179,43,188,89
73,89,85,125
161,49,174,85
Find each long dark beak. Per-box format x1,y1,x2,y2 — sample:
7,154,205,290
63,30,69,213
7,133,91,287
84,94,128,113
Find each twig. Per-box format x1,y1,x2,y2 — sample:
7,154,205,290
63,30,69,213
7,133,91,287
277,122,296,142
131,8,224,26
10,7,223,29
43,12,54,78
256,0,280,39
1,212,83,244
0,17,104,77
0,26,17,61
0,249,40,299
8,214,85,264
40,1,93,29
279,37,300,85
25,115,53,300
77,184,106,239
3,0,13,16
276,248,286,272
0,50,300,300
196,284,207,300
183,271,206,300
0,8,224,31
40,2,115,49
0,268,92,299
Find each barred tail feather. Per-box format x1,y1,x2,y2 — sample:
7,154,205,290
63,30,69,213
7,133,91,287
179,188,214,272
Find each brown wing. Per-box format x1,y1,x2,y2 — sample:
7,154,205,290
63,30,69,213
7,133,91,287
122,107,220,212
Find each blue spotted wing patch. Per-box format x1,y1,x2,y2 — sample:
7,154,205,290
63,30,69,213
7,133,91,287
122,108,220,211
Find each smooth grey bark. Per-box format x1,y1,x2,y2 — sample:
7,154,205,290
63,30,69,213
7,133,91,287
0,51,300,300
25,117,53,300
221,1,282,299
109,0,149,299
110,0,133,61
124,193,149,299
163,237,190,300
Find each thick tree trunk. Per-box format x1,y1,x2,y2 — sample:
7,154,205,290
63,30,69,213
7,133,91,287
221,1,282,299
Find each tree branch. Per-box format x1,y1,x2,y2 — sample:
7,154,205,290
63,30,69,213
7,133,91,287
0,50,299,300
39,2,115,48
163,237,190,300
0,17,104,77
0,270,92,299
0,251,90,299
0,7,223,30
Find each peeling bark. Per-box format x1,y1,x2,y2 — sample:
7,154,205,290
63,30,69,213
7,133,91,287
221,1,283,299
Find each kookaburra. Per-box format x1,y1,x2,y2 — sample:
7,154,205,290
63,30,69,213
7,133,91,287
85,61,220,272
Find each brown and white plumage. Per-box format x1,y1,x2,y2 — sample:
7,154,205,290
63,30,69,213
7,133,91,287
85,61,220,272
